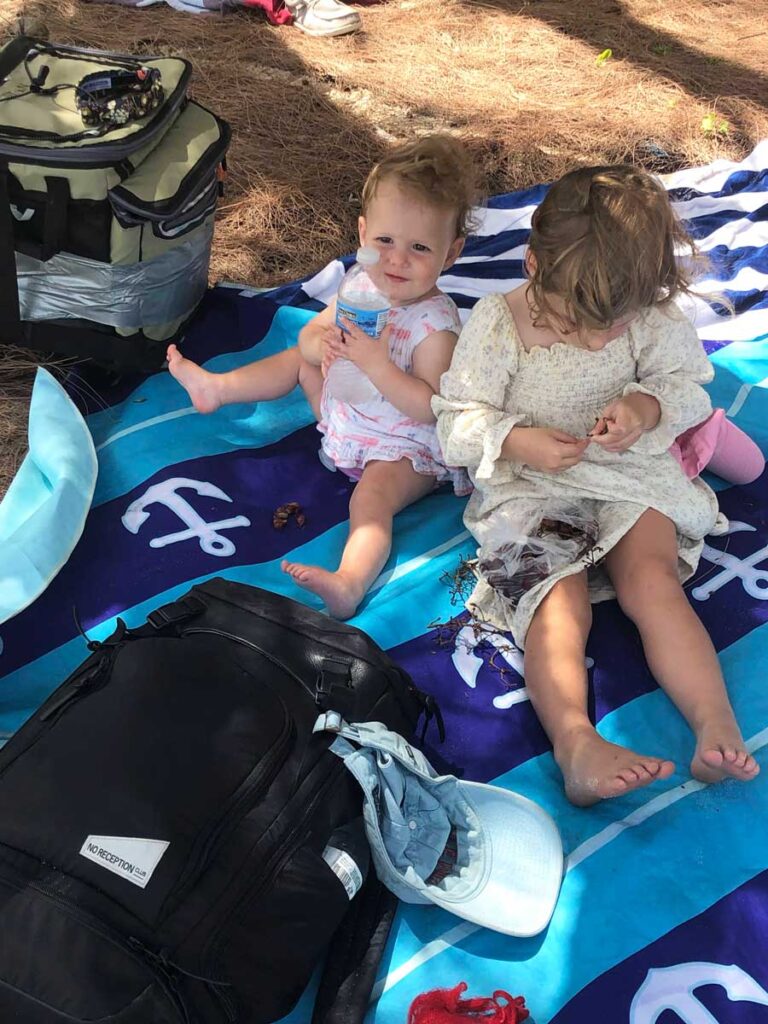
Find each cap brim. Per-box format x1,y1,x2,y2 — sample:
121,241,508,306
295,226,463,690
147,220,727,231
427,780,564,937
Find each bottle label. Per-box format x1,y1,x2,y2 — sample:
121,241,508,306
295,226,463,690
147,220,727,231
336,300,388,339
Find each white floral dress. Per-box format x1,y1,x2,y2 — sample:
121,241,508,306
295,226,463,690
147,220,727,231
319,292,471,494
432,293,719,646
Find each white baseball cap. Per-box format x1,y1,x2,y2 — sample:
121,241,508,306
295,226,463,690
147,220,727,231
314,713,563,937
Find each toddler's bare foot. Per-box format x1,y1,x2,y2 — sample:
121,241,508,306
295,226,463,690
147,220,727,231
281,560,364,619
556,727,675,807
166,344,222,414
691,715,760,784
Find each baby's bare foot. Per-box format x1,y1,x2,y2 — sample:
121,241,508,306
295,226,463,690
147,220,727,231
556,727,675,807
281,560,363,619
691,715,760,784
166,344,222,414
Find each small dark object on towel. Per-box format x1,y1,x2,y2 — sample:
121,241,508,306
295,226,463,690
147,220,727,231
273,501,306,529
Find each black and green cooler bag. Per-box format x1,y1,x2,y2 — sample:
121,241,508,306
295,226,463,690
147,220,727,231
0,36,231,371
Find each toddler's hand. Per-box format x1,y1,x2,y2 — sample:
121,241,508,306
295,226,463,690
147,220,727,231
333,319,392,378
589,393,661,453
503,426,589,473
320,325,343,378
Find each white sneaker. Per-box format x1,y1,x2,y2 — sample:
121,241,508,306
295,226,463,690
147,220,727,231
285,0,362,37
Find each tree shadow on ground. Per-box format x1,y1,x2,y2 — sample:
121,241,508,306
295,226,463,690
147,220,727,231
460,0,768,119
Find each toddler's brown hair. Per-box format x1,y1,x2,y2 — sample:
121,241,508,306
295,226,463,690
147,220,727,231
362,134,479,239
527,164,698,333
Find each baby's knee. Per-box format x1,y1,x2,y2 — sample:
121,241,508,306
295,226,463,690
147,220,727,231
615,557,680,621
535,573,593,635
349,479,390,517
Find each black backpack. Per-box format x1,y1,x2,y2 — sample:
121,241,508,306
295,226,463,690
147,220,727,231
0,578,440,1023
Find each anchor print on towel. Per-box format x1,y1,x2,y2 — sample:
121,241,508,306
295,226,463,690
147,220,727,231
692,520,768,602
452,623,593,709
122,477,251,557
630,961,768,1023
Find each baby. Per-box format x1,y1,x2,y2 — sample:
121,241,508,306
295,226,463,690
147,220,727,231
168,134,475,618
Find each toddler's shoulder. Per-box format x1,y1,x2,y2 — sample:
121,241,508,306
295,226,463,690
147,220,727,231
449,292,521,374
413,291,463,337
461,292,516,336
631,301,700,352
637,301,695,331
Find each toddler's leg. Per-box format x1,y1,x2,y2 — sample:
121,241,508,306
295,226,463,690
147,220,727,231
525,572,674,806
706,413,765,485
298,359,324,421
606,508,759,784
282,458,435,619
167,344,305,414
673,409,765,484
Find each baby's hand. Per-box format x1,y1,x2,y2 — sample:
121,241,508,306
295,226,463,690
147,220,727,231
503,426,589,473
320,325,343,378
589,394,661,453
334,319,392,378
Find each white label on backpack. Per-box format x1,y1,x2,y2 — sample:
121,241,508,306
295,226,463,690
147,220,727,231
79,835,169,889
322,846,363,901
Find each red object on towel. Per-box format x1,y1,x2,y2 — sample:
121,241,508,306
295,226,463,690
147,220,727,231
408,982,530,1024
239,0,383,24
239,0,293,25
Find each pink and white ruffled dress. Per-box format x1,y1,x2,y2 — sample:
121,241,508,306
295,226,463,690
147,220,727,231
318,292,471,495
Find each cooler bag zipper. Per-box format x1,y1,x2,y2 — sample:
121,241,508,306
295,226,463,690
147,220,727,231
108,110,230,237
0,45,192,166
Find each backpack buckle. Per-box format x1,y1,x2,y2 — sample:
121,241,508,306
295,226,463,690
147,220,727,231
147,594,206,630
314,657,352,707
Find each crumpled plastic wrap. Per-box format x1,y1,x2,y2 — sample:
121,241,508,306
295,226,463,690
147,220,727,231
477,499,600,608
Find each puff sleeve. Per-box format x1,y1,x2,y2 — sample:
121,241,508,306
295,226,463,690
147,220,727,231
624,305,714,455
431,295,528,481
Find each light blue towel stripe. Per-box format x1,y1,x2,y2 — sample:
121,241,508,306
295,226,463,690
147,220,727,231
90,307,315,506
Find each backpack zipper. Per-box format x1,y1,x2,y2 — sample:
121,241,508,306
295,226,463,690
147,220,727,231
200,758,347,984
161,661,295,914
37,651,115,723
180,626,317,700
18,878,195,1023
0,645,122,781
128,939,236,1024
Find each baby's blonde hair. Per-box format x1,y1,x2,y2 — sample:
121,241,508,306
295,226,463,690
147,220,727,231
527,164,699,332
361,134,478,239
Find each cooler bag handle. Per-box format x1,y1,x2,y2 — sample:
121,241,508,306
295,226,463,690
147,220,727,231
41,175,70,261
0,165,22,343
0,164,147,368
0,164,78,349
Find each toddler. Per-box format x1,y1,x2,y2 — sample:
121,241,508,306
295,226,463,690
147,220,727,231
168,135,474,618
434,164,761,806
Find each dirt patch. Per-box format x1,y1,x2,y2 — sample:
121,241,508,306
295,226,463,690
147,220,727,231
0,0,766,498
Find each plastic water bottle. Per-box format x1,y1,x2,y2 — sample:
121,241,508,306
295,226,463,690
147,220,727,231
326,246,390,404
